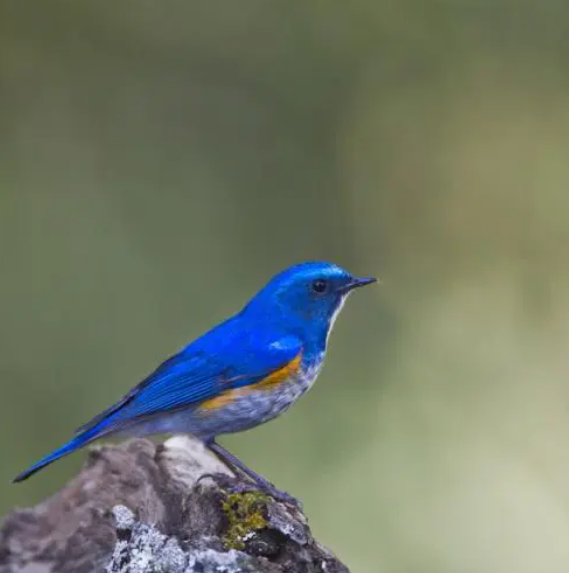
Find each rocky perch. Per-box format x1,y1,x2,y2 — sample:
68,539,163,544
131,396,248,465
0,437,350,573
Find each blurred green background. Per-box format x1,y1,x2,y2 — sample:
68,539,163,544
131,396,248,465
2,1,569,572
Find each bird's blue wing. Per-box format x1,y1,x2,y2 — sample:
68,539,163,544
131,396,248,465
74,351,217,433
16,331,302,483
77,329,302,435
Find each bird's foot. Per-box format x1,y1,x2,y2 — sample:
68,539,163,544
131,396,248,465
230,481,302,508
196,472,233,487
202,473,302,508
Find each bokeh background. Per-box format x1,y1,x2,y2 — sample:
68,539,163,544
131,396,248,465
2,2,569,572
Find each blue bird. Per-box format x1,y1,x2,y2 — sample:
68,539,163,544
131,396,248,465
14,261,376,500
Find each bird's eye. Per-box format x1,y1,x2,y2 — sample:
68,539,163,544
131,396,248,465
311,279,328,294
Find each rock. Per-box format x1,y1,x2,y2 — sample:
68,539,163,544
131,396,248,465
0,437,349,573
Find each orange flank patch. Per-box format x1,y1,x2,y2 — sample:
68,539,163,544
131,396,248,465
199,388,243,412
255,351,303,389
199,352,303,412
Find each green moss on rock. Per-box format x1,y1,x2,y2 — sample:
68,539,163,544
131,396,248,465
221,491,270,550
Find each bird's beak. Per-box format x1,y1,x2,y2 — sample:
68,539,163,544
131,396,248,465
341,276,378,293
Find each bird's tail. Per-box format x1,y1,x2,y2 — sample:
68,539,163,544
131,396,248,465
13,425,103,483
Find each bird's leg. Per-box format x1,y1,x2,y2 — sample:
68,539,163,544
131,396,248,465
206,440,300,507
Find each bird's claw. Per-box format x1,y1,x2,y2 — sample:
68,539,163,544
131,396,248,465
196,472,232,486
226,480,302,509
264,486,302,508
204,473,302,508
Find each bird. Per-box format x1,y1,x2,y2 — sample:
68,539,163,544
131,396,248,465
13,261,376,501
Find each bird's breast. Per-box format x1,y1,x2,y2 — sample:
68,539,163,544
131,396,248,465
297,352,325,392
238,355,323,424
192,352,325,437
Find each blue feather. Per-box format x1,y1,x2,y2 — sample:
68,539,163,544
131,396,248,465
13,426,101,482
14,261,374,483
104,333,302,428
14,327,301,481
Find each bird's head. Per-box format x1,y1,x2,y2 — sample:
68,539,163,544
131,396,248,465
244,261,376,344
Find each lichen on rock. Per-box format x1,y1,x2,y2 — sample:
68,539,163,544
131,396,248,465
106,505,258,573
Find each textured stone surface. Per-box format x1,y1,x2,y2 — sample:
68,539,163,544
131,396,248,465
0,437,349,573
